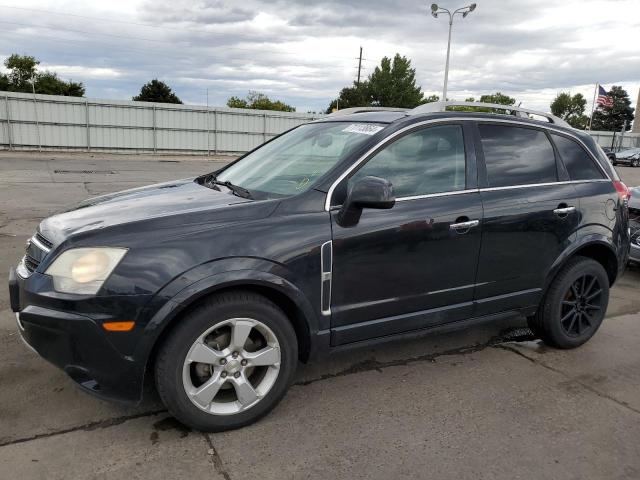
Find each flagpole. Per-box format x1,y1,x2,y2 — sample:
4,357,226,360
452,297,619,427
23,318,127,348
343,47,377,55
589,83,598,130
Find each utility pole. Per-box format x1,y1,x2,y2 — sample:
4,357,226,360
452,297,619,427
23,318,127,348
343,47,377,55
357,46,363,85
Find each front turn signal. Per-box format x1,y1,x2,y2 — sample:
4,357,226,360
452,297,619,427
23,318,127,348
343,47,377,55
103,321,135,332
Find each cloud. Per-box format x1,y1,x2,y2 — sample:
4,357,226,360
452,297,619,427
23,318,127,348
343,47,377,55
0,0,638,112
41,65,123,79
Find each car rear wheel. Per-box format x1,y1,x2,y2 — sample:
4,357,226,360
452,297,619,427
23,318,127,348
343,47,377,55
155,290,298,431
632,159,639,168
528,256,609,349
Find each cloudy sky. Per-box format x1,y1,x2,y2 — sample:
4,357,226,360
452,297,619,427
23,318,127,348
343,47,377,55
0,0,639,113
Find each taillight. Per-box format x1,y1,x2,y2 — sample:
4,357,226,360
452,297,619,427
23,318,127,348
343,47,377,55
613,181,630,201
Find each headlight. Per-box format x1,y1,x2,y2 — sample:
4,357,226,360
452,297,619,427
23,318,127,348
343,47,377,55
45,247,128,294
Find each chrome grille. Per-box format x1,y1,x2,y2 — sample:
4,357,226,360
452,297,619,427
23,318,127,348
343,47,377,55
24,254,40,273
34,232,53,249
20,231,54,276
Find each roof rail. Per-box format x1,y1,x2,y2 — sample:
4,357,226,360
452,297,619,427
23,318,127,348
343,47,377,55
409,101,571,128
328,107,409,117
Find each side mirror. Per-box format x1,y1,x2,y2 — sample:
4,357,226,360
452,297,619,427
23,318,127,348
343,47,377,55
337,176,395,227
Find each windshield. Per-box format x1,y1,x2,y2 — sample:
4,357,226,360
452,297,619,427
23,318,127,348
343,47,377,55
215,122,385,198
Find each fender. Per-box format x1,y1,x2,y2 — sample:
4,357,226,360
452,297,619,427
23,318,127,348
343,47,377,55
544,232,617,293
132,257,322,369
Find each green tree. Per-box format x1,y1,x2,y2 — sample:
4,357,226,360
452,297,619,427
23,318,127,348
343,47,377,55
35,72,85,97
550,92,588,129
591,86,635,131
478,92,516,106
226,91,295,112
325,83,370,113
446,92,516,112
327,54,426,112
0,54,85,96
5,54,38,89
226,96,249,108
133,79,182,104
368,54,424,108
421,94,441,104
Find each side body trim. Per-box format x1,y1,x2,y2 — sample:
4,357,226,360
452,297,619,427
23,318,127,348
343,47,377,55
320,240,333,316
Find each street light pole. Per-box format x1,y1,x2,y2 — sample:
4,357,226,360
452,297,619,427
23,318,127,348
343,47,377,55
430,3,477,102
442,15,453,102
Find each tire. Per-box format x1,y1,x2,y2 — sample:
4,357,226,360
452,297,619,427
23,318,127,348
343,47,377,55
632,159,639,168
528,256,609,349
155,290,298,432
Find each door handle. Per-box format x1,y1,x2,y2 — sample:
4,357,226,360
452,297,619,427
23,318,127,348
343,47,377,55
450,220,480,230
553,206,576,216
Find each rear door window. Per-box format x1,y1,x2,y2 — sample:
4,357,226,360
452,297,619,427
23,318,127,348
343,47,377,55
478,124,557,187
551,134,605,181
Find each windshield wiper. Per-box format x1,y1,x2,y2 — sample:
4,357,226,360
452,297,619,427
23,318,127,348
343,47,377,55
203,175,253,199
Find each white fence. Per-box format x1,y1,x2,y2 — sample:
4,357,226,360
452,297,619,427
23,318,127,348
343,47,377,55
0,91,323,155
589,130,640,151
1,90,637,155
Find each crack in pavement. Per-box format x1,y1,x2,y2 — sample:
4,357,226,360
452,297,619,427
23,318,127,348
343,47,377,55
0,409,166,448
204,433,232,480
497,344,640,416
293,328,535,387
0,328,534,449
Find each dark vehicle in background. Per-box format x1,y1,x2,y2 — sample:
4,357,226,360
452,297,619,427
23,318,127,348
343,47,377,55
612,147,640,167
8,101,630,432
629,186,640,264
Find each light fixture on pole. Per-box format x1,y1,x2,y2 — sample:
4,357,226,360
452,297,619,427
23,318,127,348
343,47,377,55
429,3,477,102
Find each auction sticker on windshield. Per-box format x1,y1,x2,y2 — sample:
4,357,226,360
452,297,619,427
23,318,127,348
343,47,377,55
342,124,384,135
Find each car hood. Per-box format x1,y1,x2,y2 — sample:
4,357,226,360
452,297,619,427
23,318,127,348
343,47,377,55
39,178,252,243
618,149,640,159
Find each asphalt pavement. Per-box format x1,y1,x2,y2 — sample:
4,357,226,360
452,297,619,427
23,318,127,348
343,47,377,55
1,151,639,480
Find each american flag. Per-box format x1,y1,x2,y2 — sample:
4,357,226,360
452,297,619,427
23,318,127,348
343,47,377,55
597,85,614,107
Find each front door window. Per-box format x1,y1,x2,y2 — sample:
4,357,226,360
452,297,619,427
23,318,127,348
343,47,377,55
350,124,466,197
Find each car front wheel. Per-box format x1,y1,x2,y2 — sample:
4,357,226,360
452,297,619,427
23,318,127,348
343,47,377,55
528,256,609,349
155,290,298,431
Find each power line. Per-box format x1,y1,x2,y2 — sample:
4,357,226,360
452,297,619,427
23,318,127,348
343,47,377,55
0,19,180,45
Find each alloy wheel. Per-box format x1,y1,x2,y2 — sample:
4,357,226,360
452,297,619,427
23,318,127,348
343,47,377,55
559,274,603,337
182,318,281,415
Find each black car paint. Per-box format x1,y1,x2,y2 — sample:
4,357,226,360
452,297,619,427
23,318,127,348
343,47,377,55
629,187,640,263
8,111,629,404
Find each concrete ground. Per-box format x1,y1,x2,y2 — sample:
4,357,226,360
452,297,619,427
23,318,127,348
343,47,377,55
1,150,640,480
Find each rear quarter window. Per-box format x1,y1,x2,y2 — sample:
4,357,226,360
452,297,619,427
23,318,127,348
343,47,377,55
551,134,605,181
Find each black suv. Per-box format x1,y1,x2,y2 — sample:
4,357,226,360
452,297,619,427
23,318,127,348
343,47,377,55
8,102,630,431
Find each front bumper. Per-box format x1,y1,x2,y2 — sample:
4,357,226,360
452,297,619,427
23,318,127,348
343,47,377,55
631,243,640,264
8,267,148,403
